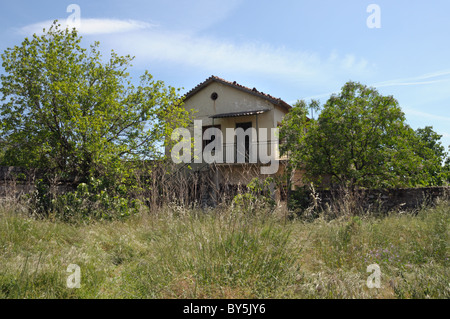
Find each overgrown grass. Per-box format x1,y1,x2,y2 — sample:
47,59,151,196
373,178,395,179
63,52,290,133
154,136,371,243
0,200,448,298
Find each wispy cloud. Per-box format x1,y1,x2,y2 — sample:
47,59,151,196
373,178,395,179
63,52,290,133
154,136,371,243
403,107,450,122
19,18,156,35
372,69,450,88
108,30,372,88
16,15,373,96
298,91,339,102
302,68,450,103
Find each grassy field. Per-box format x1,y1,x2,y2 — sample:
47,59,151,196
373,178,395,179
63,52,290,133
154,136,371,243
0,199,448,299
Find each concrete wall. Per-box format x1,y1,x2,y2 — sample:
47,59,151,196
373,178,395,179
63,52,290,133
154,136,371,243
184,81,277,121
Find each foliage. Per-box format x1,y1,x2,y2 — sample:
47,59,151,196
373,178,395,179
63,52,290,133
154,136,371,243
29,177,143,222
0,21,190,218
287,185,316,216
0,21,189,179
279,100,313,166
280,81,447,188
413,126,449,186
444,157,450,184
232,177,276,215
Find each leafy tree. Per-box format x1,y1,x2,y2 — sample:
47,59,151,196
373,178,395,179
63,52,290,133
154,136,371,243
0,21,191,218
0,137,4,162
0,21,189,183
281,81,430,189
279,99,315,192
444,157,450,184
413,126,448,186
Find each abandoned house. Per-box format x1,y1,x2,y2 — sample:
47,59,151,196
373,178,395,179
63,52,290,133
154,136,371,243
174,75,303,205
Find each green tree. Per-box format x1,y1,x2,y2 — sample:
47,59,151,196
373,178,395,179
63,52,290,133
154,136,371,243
279,99,315,192
444,157,450,184
413,126,448,186
0,21,189,183
281,81,428,189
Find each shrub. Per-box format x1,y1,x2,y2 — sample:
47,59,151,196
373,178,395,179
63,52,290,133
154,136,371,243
29,177,143,221
231,178,276,215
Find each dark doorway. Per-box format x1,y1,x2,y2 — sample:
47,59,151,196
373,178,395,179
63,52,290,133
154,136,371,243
202,125,221,154
235,122,252,163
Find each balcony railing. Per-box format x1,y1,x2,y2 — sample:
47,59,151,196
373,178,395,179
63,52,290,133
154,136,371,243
200,140,285,164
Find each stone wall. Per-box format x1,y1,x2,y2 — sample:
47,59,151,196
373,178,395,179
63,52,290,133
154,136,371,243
303,186,450,213
2,166,450,211
0,166,37,198
0,166,75,199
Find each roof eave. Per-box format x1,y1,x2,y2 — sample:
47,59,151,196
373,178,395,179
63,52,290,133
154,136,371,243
183,76,292,112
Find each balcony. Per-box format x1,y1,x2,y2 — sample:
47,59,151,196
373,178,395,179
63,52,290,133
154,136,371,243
200,140,285,165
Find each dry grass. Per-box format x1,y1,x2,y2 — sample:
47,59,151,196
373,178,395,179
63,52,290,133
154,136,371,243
0,198,448,299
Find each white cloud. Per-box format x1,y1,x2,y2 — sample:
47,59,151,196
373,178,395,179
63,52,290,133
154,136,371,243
298,68,450,103
17,14,372,92
107,29,372,89
19,18,156,35
299,91,338,102
403,108,450,122
372,69,450,88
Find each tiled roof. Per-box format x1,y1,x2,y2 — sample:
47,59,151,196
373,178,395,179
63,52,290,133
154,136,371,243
209,109,270,119
183,75,292,112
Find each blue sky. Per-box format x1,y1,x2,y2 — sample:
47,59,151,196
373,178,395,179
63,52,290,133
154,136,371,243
1,0,449,151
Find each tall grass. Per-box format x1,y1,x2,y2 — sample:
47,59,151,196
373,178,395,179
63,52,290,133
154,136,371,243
0,201,299,298
0,199,448,299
